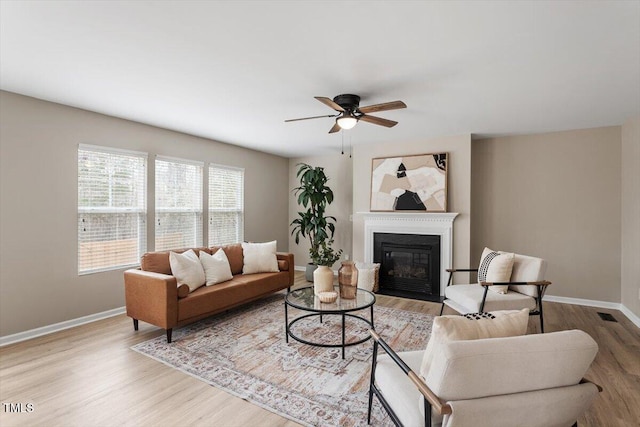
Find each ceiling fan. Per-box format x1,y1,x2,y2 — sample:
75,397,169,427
285,94,407,133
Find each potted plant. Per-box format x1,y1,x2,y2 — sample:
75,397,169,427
290,163,343,283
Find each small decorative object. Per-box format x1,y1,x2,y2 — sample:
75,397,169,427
313,265,334,295
339,261,358,299
370,152,448,212
355,262,380,292
318,291,338,303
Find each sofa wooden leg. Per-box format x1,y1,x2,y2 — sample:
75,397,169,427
166,329,173,343
133,319,138,331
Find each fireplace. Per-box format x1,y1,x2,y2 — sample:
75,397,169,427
361,212,458,300
374,233,441,301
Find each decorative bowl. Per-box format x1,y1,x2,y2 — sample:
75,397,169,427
318,291,338,303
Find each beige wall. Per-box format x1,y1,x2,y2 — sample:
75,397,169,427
621,115,640,317
352,134,472,280
288,155,353,268
0,91,290,337
471,127,622,302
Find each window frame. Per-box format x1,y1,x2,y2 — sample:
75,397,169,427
77,144,148,275
208,163,245,246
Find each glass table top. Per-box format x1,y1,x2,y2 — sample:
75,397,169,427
285,286,376,313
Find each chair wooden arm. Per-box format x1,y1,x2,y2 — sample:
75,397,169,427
446,268,478,273
369,329,452,416
479,280,552,287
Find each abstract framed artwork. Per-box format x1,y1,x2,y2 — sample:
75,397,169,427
370,153,447,212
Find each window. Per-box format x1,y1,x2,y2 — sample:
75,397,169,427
209,165,244,246
78,145,147,274
155,156,203,251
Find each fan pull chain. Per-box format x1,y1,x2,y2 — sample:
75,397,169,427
341,130,345,155
349,131,352,158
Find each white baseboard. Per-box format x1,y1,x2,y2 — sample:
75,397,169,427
3,292,637,348
619,305,640,328
294,265,338,275
0,306,126,348
544,294,640,328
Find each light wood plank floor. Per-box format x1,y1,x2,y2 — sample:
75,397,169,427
1,272,638,426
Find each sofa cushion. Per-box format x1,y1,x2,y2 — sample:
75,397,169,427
177,284,190,298
478,247,515,294
509,254,548,297
277,259,289,271
242,241,279,274
419,309,529,380
141,247,211,274
177,271,289,321
200,249,233,286
169,249,205,292
376,350,442,427
444,284,537,313
210,243,244,275
425,330,598,401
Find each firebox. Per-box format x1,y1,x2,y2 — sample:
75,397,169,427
373,232,441,302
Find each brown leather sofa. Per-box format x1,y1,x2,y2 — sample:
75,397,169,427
124,243,294,343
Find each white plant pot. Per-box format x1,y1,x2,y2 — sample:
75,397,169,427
313,266,334,295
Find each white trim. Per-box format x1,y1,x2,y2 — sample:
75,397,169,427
156,154,204,167
79,143,148,158
0,306,126,348
620,305,640,328
360,212,458,296
294,264,338,275
543,294,620,309
544,295,640,328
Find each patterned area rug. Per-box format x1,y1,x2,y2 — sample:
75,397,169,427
132,292,433,427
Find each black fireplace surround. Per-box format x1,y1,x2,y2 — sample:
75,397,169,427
373,232,441,302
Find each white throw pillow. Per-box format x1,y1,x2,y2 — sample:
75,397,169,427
242,241,279,274
355,262,379,292
169,249,205,292
200,249,233,286
478,247,515,294
419,309,529,380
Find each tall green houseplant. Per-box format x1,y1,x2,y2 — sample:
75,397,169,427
290,163,342,281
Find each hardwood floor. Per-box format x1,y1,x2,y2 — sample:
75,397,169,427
1,272,638,426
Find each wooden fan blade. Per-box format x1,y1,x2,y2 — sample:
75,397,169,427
359,114,398,128
358,100,406,114
285,114,337,122
328,122,341,133
315,96,345,112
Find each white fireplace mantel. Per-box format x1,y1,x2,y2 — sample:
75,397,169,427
359,212,459,296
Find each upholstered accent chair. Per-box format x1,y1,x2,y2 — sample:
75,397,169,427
368,329,601,427
441,251,551,332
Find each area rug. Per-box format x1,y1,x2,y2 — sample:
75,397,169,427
131,292,433,427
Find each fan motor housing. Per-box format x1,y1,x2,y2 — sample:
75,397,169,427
333,94,361,111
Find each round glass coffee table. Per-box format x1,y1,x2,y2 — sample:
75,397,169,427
284,286,376,359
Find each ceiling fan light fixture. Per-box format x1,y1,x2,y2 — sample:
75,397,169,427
337,115,358,130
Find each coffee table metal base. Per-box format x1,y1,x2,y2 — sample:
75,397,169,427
285,305,374,359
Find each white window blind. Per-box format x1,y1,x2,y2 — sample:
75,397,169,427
78,145,147,274
209,165,244,246
155,156,203,251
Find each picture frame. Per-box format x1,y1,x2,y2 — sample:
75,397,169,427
370,152,448,212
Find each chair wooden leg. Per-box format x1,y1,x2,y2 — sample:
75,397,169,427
133,319,138,331
166,329,173,343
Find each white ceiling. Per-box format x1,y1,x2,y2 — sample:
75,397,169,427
1,1,639,158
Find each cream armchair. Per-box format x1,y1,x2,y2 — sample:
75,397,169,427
368,329,601,427
441,252,551,332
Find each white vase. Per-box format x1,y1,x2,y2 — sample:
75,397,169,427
313,265,334,295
